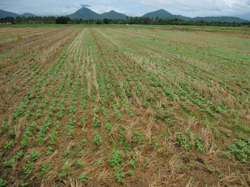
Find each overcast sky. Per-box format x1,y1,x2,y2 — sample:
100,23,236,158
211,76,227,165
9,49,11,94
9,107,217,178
0,0,249,20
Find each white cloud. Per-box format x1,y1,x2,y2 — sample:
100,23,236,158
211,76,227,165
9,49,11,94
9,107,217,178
27,4,41,8
0,5,6,9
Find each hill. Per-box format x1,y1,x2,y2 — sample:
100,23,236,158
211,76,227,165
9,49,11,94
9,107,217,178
0,10,36,18
68,8,128,20
0,8,249,23
68,7,103,19
143,9,173,19
21,13,37,17
143,9,248,23
192,16,248,23
102,10,127,19
0,9,19,18
142,9,191,21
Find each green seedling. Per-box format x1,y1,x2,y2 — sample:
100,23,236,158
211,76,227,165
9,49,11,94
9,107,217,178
79,174,89,182
77,160,85,168
93,130,103,145
105,122,113,131
108,150,124,167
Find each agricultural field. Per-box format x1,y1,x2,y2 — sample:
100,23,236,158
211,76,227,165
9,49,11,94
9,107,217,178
0,25,250,186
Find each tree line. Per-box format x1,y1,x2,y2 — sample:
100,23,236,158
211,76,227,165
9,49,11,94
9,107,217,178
1,16,249,27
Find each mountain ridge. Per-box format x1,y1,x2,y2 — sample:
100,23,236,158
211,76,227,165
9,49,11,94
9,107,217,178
0,8,249,23
67,7,127,20
101,10,127,19
0,9,36,18
142,9,249,23
21,13,37,17
143,9,190,20
0,9,19,18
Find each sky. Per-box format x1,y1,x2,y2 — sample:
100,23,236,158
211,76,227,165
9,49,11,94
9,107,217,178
0,0,250,20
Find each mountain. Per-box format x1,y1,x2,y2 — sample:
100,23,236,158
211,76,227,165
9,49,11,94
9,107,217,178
68,7,128,20
0,10,36,18
143,9,173,19
21,13,36,17
142,9,191,20
102,10,127,19
0,9,19,18
143,9,248,23
192,16,248,23
0,8,249,23
68,7,102,19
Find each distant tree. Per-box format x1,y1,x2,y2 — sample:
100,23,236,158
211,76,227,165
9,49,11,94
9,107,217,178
66,17,71,22
15,16,23,24
43,16,56,24
0,18,5,23
88,19,95,24
5,16,15,24
70,18,80,24
96,19,103,24
129,19,135,24
144,17,152,24
133,17,139,24
55,16,69,24
155,16,159,23
110,19,119,24
103,18,111,24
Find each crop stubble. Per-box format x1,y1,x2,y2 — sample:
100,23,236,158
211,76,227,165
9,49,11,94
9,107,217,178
0,26,250,186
